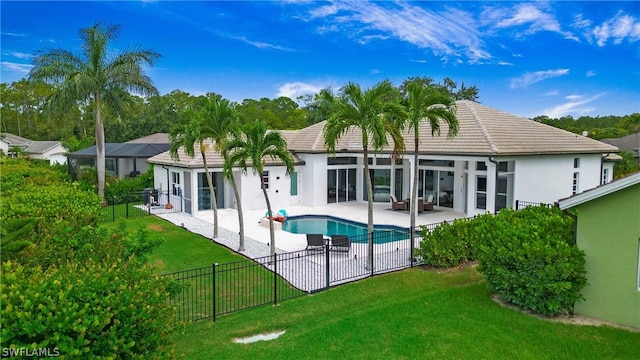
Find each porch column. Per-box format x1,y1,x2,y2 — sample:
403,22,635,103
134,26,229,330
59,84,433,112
486,160,498,214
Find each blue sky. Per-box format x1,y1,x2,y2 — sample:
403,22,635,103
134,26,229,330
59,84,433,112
1,1,639,119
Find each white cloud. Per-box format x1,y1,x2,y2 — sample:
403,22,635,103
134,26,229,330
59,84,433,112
482,3,576,40
510,68,570,88
369,69,380,75
586,70,596,77
306,1,490,62
498,60,513,66
1,61,32,74
230,35,295,51
410,59,427,63
277,82,324,99
591,11,640,46
542,93,605,118
5,51,33,59
542,90,559,97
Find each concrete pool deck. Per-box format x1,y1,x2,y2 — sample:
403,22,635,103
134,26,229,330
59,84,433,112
196,202,466,253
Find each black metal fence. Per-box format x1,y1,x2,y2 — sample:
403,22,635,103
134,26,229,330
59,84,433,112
161,226,433,323
159,199,558,324
515,200,553,210
101,189,182,222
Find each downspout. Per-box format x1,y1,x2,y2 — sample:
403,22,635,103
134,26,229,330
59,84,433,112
600,154,605,185
488,155,499,214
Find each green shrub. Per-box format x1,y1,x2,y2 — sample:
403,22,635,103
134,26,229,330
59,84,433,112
0,159,176,358
416,218,475,268
476,206,586,316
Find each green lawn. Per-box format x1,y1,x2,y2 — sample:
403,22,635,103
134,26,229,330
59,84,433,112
175,267,639,360
100,214,245,274
103,215,639,359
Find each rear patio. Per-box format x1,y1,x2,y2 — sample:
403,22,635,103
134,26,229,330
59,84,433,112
196,202,466,253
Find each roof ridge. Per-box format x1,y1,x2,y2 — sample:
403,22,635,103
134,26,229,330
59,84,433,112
465,101,498,154
311,121,326,150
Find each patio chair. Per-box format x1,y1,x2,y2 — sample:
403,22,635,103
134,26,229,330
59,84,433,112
330,235,351,253
390,195,407,210
305,234,325,252
422,194,434,211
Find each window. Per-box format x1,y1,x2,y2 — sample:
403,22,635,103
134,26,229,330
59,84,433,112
290,171,298,196
572,172,579,194
171,171,181,195
574,157,580,168
105,158,117,174
376,158,391,166
602,168,609,184
262,171,269,189
476,161,487,171
327,157,357,165
476,175,487,209
419,159,454,167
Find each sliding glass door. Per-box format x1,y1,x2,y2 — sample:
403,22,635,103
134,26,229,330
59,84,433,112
327,168,356,203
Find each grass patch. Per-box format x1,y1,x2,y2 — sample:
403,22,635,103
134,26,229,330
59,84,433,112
100,215,244,274
174,267,639,360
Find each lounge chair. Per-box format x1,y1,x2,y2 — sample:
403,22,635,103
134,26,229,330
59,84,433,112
390,195,407,210
305,234,325,252
422,194,434,211
330,235,351,253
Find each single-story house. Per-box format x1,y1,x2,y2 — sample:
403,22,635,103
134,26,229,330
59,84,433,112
148,100,618,217
0,133,67,165
601,132,640,166
67,133,170,179
558,172,640,329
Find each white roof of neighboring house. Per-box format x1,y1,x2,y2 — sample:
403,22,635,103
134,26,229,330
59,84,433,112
1,133,65,155
1,133,31,148
558,172,640,210
282,100,618,156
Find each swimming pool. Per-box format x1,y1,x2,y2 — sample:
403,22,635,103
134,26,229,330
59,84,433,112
281,215,409,244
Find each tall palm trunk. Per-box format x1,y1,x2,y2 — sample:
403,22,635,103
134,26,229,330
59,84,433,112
95,93,106,201
363,144,374,271
410,134,419,236
230,174,245,251
201,149,219,239
261,178,276,256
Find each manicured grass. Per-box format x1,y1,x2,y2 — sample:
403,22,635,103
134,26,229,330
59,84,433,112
103,215,638,358
174,267,639,360
100,215,245,274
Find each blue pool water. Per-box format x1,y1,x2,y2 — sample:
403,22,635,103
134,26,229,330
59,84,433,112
281,215,409,244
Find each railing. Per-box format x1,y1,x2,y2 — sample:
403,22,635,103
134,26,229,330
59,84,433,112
515,200,554,210
159,199,555,324
101,189,182,222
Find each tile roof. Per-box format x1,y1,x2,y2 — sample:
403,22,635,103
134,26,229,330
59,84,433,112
282,100,618,156
147,139,305,168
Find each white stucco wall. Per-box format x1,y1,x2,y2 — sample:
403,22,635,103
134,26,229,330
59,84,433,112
297,153,329,207
239,166,293,212
513,154,602,205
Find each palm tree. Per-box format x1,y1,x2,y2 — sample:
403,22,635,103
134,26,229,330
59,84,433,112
323,80,406,270
402,81,458,235
225,120,295,257
201,96,247,251
28,22,160,200
169,110,221,239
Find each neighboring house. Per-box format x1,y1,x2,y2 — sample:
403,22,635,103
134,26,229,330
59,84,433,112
148,100,618,217
67,133,170,179
601,132,640,166
558,172,640,329
0,133,67,165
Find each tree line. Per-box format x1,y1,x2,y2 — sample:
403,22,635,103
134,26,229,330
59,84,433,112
0,77,477,150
